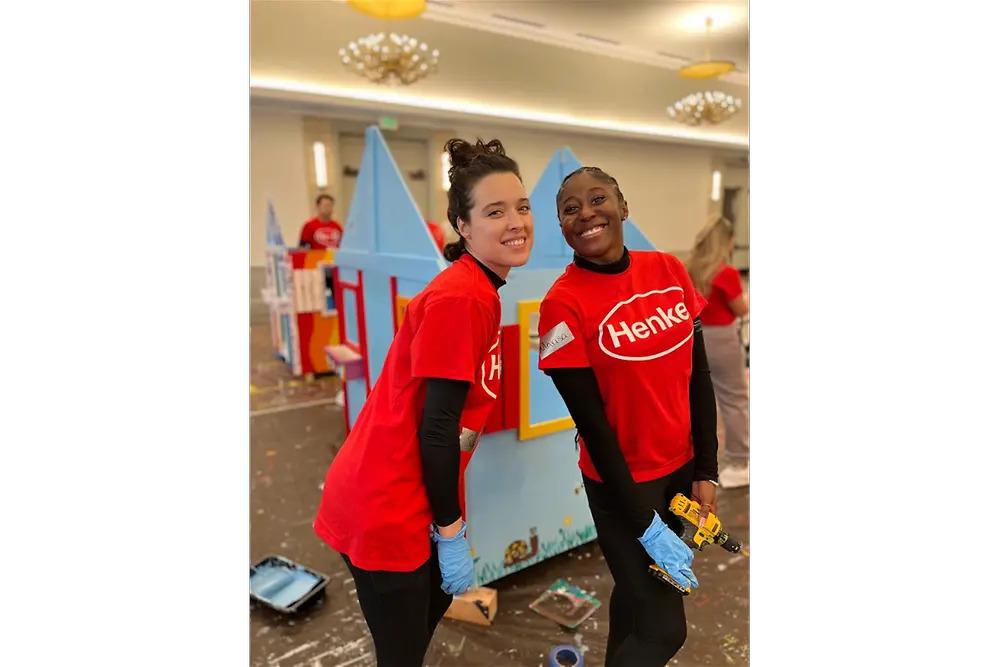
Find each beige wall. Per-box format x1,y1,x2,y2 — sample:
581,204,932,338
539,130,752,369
724,165,749,268
251,106,744,265
250,108,310,266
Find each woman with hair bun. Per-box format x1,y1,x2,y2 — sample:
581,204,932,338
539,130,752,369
314,138,533,666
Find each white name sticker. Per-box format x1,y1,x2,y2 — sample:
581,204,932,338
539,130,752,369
539,321,575,360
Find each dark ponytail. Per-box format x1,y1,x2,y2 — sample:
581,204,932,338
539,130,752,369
442,238,465,262
442,137,522,262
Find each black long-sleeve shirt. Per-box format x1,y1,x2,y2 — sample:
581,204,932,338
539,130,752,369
418,253,505,527
546,250,720,538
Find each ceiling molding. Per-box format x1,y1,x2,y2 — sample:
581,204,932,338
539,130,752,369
251,77,748,150
422,4,748,87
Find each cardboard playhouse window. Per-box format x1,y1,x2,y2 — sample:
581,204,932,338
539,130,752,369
340,287,360,347
319,263,337,316
517,300,574,440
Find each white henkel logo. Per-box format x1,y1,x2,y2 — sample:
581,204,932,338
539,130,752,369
314,227,341,247
480,333,501,399
598,287,692,361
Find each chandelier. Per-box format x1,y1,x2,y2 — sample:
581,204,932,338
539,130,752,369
338,32,440,85
667,91,742,126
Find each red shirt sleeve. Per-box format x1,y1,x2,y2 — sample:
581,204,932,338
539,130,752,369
299,221,314,248
411,295,494,382
664,253,707,321
712,265,743,302
537,296,589,370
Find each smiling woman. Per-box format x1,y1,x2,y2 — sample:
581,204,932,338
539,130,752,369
536,166,723,666
442,138,535,276
554,167,628,265
312,136,534,667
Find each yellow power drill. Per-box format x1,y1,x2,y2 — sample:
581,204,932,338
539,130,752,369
647,493,749,595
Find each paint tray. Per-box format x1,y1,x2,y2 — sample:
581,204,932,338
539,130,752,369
529,578,602,629
250,555,330,613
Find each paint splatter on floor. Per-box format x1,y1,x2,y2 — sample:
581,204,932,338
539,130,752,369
249,324,748,666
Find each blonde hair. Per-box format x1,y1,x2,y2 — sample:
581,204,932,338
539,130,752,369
686,216,735,297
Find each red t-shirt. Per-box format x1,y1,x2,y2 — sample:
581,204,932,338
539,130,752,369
299,218,344,249
699,264,743,326
426,221,445,252
314,254,502,571
537,251,706,483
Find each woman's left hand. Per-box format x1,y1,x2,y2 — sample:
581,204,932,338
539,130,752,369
691,481,718,528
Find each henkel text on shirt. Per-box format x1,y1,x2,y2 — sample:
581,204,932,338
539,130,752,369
597,287,693,361
479,332,502,399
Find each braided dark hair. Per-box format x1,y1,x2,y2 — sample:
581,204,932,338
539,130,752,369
442,138,522,261
555,166,627,212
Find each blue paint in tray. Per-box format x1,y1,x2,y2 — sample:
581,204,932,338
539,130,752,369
250,555,329,613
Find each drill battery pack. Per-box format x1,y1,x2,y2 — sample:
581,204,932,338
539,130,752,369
648,563,692,595
646,493,747,591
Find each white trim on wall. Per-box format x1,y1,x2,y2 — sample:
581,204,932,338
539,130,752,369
250,78,749,150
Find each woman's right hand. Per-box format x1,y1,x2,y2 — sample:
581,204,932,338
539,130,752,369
432,521,475,595
637,511,698,590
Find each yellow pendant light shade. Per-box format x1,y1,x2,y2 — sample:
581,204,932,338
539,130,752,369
679,60,736,79
679,17,736,80
348,0,426,20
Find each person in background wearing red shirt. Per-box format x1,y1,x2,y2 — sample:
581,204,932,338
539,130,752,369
425,219,446,253
313,138,533,667
299,193,344,249
537,167,720,666
686,217,749,489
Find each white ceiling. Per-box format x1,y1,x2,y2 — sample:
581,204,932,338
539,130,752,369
423,0,748,80
250,0,749,148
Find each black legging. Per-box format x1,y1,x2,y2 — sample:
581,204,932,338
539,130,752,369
341,542,453,667
584,459,695,666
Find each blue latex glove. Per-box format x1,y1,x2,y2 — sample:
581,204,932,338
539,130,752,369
638,511,699,590
431,522,475,595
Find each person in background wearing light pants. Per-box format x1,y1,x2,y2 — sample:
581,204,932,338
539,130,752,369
686,217,749,488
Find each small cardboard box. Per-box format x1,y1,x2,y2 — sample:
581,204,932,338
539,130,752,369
444,587,497,626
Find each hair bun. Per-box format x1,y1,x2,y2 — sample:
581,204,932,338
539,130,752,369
444,138,508,176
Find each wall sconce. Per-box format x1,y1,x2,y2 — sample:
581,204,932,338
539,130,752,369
440,151,450,192
711,170,721,202
313,141,329,188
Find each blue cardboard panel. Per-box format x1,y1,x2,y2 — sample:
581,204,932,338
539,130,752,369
280,314,293,363
336,126,445,283
524,148,579,270
528,348,570,424
623,217,656,250
464,429,596,586
500,268,567,326
360,271,395,386
266,200,286,248
395,277,426,299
